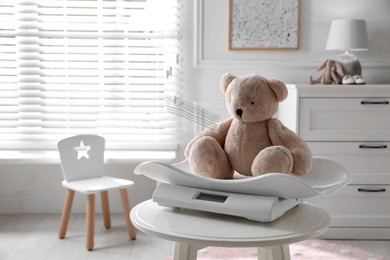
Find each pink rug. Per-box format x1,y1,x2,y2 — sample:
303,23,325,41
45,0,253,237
163,239,385,260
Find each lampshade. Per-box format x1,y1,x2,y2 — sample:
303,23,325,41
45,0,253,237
325,19,368,51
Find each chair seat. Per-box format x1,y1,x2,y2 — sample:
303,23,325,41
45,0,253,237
62,176,134,194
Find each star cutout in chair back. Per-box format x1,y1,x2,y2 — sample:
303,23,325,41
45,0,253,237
74,140,91,160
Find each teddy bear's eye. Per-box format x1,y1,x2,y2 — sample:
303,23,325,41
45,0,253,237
251,101,255,105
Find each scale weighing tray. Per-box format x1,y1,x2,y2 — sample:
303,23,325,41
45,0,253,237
134,156,350,221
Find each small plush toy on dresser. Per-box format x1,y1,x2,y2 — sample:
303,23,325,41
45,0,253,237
184,73,313,179
309,59,366,85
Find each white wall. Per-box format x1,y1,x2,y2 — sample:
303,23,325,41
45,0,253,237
185,0,390,107
1,0,390,213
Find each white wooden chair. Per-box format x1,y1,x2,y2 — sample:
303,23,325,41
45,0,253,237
57,134,137,251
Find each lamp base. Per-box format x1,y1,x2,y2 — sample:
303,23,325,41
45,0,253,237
335,52,362,76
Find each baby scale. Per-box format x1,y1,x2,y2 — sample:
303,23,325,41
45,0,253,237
134,156,351,222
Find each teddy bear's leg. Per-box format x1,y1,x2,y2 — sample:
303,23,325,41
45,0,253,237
188,136,234,179
251,146,293,176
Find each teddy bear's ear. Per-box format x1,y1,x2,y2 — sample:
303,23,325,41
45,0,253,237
220,73,236,93
334,61,344,76
268,79,288,102
317,59,328,71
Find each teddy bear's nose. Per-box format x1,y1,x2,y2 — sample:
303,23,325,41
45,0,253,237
236,109,243,118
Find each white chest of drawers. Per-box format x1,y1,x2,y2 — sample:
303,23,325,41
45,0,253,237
278,84,390,239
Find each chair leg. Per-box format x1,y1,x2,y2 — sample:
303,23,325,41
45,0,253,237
119,188,137,240
101,191,111,229
59,189,75,239
86,194,95,251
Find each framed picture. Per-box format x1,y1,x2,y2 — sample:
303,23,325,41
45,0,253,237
229,0,300,50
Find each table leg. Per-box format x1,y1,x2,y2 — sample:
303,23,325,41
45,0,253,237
257,245,290,260
173,242,205,260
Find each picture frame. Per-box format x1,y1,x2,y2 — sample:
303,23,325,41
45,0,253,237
229,0,300,50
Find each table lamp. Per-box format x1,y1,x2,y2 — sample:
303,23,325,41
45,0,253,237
325,19,368,76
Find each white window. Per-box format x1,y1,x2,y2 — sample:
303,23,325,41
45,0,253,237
0,0,182,160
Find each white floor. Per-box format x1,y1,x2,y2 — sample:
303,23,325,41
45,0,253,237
1,213,389,260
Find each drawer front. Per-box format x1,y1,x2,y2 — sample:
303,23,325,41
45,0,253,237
299,98,390,141
309,185,390,228
307,142,390,184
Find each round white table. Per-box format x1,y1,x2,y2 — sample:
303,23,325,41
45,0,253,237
130,200,330,260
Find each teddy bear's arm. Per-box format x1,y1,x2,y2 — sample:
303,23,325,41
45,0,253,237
267,118,313,175
184,117,233,158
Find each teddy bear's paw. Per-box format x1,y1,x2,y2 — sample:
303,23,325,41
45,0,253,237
188,136,233,179
251,146,293,176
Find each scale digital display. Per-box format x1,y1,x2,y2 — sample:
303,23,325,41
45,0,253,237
194,192,228,203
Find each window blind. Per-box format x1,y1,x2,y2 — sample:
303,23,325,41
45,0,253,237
0,0,182,156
